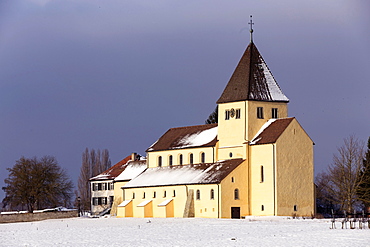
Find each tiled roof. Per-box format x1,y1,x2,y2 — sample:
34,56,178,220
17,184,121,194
123,158,244,188
250,118,294,145
217,42,289,104
90,155,132,181
147,124,218,152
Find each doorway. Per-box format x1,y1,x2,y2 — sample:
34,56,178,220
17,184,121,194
231,207,240,219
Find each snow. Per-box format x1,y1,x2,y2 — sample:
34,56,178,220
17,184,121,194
90,173,110,180
176,127,217,149
114,162,147,181
158,199,172,206
259,58,289,102
123,160,238,188
137,200,152,207
1,216,368,246
250,119,276,145
118,200,132,207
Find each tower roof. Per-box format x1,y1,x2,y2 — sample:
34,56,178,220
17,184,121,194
217,42,289,104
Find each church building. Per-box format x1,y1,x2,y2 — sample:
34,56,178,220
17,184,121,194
116,27,315,218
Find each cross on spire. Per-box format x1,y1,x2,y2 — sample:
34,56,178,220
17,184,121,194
248,15,254,43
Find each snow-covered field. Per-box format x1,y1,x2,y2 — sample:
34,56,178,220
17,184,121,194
1,216,369,246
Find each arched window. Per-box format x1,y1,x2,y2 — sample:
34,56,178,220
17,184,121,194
261,165,264,183
169,155,173,166
261,205,264,211
210,189,214,200
143,192,146,199
158,156,162,167
234,188,239,200
200,152,205,163
179,154,183,165
173,190,176,197
163,190,166,198
153,191,156,198
196,189,200,200
132,192,135,199
189,153,193,164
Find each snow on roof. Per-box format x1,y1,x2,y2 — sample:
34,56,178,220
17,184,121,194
123,159,243,188
158,199,172,207
147,124,218,152
250,118,294,145
250,119,277,145
137,200,152,207
217,42,289,104
259,59,289,102
118,200,132,207
176,126,217,149
114,160,147,181
90,155,132,181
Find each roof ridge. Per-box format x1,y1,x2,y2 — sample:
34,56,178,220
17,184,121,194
168,123,218,131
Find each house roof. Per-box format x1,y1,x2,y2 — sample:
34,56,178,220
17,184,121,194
250,118,294,145
123,158,244,188
114,160,147,182
89,155,132,181
217,42,289,104
147,124,218,152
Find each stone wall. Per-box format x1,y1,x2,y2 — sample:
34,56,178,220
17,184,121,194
0,210,78,224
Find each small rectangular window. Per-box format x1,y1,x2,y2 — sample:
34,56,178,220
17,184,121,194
236,109,241,119
261,165,264,183
225,110,230,120
272,108,278,119
93,183,98,191
93,197,98,206
98,183,102,191
257,107,264,119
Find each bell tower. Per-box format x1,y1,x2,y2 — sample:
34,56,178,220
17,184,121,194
216,17,289,160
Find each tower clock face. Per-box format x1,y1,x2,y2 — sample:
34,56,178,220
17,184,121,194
230,108,236,118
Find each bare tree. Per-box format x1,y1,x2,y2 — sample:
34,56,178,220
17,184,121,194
321,136,365,213
77,148,111,212
77,148,92,212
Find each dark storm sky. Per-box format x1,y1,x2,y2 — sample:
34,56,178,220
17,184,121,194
1,0,369,200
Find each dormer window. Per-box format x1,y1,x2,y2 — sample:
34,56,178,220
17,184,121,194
257,107,264,119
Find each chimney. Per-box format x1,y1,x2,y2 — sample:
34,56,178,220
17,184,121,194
131,153,141,161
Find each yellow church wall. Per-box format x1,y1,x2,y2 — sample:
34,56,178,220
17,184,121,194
274,119,314,217
217,101,288,161
189,184,219,218
111,180,127,216
217,102,246,157
249,144,276,216
247,101,288,141
147,147,215,168
219,160,249,218
120,186,188,218
117,200,133,217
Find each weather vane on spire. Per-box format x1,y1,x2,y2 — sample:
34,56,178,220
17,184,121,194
248,15,254,43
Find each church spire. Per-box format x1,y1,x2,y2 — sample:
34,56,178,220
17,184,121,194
249,15,254,43
216,38,289,104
